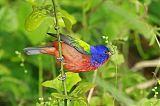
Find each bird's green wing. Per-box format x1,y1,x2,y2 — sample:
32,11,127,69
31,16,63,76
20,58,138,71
73,38,91,54
47,33,91,55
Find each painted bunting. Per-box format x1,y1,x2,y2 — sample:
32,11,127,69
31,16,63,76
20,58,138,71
24,33,112,72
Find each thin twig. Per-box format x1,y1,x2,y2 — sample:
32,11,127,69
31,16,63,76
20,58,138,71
87,0,107,17
87,70,98,103
155,34,160,47
83,0,107,33
51,0,68,106
132,58,160,71
38,56,43,97
134,33,148,59
113,57,118,105
125,79,157,94
154,32,160,78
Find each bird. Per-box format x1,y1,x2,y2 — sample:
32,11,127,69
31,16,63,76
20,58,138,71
24,33,112,73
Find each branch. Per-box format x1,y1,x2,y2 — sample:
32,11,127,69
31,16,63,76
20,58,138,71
51,0,67,106
125,79,157,94
38,56,43,97
87,0,107,17
132,58,160,71
83,0,107,32
87,70,98,103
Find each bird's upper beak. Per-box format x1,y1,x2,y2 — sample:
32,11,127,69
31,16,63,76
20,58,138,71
108,51,112,56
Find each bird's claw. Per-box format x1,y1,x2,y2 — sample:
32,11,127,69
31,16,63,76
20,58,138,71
57,57,64,62
58,74,66,81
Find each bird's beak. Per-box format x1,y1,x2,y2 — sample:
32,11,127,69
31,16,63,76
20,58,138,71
108,51,112,56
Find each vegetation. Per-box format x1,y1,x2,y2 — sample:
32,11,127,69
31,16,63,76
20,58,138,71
0,0,160,106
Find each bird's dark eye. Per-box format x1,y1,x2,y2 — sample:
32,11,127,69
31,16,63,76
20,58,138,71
104,51,108,54
104,51,112,56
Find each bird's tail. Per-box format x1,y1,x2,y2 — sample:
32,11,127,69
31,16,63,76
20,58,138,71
23,33,58,55
24,47,56,55
23,47,45,55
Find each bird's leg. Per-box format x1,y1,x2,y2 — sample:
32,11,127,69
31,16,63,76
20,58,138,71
57,56,64,62
58,73,66,81
57,56,66,80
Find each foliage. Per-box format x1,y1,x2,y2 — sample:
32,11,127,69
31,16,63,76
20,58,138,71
42,72,81,92
0,0,160,106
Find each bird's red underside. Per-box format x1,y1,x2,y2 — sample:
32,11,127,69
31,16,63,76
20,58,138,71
42,41,97,72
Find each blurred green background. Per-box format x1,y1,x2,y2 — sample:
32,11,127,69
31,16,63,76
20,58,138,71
0,0,160,106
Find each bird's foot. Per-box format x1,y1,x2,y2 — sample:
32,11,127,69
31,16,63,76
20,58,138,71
57,56,64,62
58,74,66,81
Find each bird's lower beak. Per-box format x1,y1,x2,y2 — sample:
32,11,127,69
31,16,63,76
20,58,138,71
108,51,112,56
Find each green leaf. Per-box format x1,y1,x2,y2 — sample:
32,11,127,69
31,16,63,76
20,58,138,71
137,98,160,106
25,6,47,31
62,17,72,32
26,0,44,6
70,82,95,96
0,64,10,75
0,76,30,98
110,53,124,65
26,0,36,5
0,7,18,32
59,9,76,31
70,99,88,106
83,0,99,12
52,93,88,106
51,93,67,99
26,0,53,6
42,72,81,92
83,0,92,12
60,9,76,25
90,96,103,106
51,93,75,100
25,17,53,45
96,77,136,106
105,2,155,39
36,102,40,106
149,34,156,46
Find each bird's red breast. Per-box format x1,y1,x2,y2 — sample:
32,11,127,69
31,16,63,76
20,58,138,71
41,41,97,72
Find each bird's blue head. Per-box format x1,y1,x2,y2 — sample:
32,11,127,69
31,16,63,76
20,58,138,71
90,45,111,67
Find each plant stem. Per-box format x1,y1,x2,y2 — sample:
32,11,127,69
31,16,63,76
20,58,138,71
113,60,118,106
87,70,98,103
51,57,56,78
134,33,148,59
51,0,67,106
38,56,43,97
155,33,160,47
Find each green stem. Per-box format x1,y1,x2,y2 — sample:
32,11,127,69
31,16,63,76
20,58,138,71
52,0,67,106
134,33,148,59
51,57,56,78
87,70,98,103
38,56,43,97
154,32,160,76
82,9,87,32
113,55,118,105
155,32,160,47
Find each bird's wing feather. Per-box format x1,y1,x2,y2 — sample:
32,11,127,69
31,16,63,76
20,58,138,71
47,33,91,55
